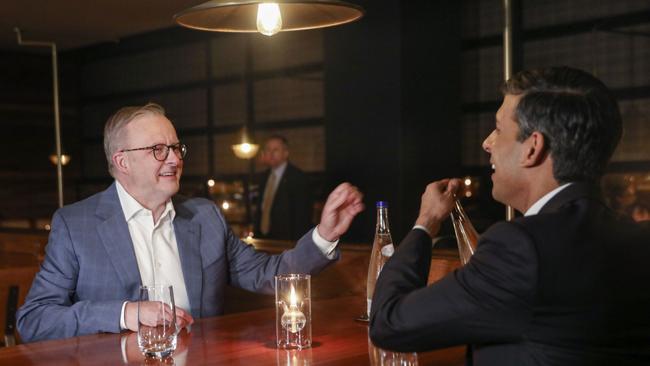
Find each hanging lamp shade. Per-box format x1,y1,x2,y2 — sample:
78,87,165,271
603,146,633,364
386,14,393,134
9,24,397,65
174,0,364,34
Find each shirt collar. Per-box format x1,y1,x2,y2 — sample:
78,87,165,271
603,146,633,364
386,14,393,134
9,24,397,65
115,180,175,223
272,161,288,178
524,182,573,216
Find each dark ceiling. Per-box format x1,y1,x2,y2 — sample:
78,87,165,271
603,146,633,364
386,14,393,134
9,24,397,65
0,0,208,51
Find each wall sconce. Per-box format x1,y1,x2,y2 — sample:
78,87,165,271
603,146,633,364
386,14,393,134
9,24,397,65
49,153,71,166
174,0,364,37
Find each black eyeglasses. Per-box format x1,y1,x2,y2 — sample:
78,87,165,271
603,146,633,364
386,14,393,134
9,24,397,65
121,143,187,162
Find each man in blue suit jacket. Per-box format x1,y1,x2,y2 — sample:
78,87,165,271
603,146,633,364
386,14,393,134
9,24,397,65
17,103,364,342
370,67,650,365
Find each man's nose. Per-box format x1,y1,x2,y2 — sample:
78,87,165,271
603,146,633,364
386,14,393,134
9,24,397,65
165,148,181,164
482,132,494,153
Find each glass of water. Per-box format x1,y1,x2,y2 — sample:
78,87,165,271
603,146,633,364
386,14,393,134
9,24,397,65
137,284,177,359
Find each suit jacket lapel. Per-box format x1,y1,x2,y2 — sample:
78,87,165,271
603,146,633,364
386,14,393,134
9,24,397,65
172,201,203,317
96,183,142,295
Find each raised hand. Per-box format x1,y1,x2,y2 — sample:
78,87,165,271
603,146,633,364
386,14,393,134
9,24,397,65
317,182,364,242
415,179,460,236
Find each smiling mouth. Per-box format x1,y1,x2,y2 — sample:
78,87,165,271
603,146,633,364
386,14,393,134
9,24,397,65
159,172,176,177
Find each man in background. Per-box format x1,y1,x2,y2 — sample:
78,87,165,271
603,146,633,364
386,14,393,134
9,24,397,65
255,135,313,240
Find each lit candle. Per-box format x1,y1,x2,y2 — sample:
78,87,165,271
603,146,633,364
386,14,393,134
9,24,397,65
281,286,306,333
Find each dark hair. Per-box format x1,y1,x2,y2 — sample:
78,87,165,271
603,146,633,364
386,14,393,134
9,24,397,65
502,66,622,183
266,134,289,148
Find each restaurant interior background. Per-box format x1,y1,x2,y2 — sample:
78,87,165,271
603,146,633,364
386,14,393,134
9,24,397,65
1,0,649,243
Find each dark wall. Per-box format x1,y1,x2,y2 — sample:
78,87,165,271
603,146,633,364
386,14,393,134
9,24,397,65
325,0,462,243
0,50,79,221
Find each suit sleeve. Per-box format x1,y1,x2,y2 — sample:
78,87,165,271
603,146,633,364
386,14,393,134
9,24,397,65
369,222,538,352
16,211,123,342
216,204,336,294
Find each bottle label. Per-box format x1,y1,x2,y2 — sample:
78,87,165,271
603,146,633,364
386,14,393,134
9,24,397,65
381,244,395,257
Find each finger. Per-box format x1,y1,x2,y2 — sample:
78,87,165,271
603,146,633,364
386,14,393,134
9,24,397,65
434,179,450,192
324,184,355,212
447,179,461,195
176,309,194,324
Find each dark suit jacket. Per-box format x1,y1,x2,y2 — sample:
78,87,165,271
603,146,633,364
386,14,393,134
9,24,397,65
254,163,313,240
370,183,650,365
17,182,336,342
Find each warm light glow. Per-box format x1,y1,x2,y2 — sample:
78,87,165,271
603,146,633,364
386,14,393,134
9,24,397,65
257,3,282,36
289,285,298,307
207,179,215,187
465,191,472,198
464,177,472,186
221,201,230,210
232,143,260,159
45,224,51,231
49,153,71,166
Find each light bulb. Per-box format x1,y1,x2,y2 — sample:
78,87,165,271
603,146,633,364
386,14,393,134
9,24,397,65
240,143,253,153
257,3,282,36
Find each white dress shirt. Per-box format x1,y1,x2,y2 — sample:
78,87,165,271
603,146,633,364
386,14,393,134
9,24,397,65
116,181,191,328
115,180,337,328
524,182,573,216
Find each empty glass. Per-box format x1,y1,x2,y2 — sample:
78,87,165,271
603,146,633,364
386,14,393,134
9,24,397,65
137,284,177,359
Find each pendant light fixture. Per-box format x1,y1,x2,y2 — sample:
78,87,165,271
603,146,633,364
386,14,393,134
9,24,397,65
174,0,364,37
231,127,260,159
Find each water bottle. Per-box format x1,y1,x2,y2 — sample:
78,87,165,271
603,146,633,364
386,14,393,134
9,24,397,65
449,199,479,265
366,201,395,317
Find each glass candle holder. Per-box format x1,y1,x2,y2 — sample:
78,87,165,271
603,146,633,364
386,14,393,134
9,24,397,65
275,274,311,349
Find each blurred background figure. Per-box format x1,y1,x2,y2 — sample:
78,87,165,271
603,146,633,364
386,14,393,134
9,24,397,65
603,174,650,223
255,135,313,240
630,192,650,222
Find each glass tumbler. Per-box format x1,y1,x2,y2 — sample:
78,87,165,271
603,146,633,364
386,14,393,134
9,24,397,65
137,284,177,359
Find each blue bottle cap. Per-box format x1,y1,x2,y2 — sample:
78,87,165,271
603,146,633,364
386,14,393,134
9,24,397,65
376,201,388,208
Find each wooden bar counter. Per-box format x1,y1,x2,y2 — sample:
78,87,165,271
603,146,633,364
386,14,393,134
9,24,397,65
0,296,465,365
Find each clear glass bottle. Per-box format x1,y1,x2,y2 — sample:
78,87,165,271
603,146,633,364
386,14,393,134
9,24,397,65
366,201,395,317
450,199,479,265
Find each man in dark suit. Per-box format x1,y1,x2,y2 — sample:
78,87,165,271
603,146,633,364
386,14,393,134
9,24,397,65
254,135,313,240
369,67,650,365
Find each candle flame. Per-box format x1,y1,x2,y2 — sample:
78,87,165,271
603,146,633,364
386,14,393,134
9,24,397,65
289,285,298,307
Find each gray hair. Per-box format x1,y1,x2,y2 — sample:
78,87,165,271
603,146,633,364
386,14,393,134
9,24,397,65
103,103,166,175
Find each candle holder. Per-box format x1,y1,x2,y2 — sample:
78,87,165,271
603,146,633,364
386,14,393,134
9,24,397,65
275,274,311,349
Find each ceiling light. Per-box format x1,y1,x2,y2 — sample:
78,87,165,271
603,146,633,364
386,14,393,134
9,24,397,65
174,0,364,36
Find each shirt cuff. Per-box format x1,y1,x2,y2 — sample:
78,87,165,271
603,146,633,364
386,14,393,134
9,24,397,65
312,226,339,259
412,225,432,237
120,301,128,330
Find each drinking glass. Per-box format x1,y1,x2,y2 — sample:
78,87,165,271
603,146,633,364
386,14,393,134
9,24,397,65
137,284,177,359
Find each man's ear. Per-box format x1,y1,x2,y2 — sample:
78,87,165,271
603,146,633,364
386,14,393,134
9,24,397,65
521,131,548,167
112,151,129,174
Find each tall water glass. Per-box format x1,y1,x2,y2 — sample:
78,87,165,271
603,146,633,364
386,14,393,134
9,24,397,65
138,285,177,359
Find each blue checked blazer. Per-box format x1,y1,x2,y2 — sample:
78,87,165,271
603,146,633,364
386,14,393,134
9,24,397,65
17,182,336,342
